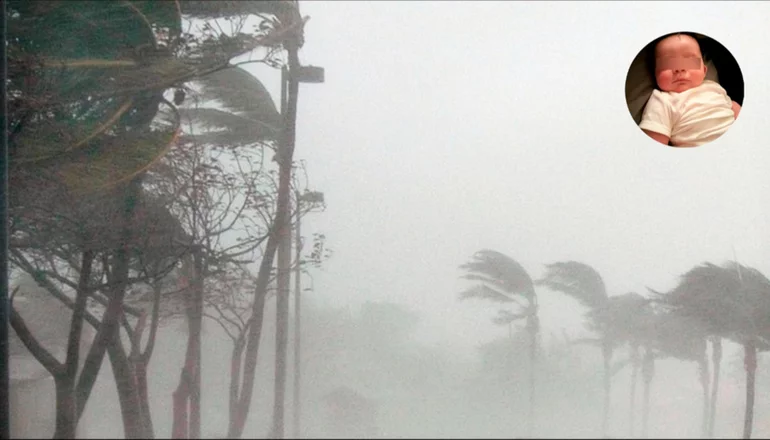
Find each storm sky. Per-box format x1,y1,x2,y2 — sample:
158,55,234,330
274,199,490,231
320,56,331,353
240,1,770,356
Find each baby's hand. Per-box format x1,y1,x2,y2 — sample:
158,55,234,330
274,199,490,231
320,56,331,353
732,101,741,120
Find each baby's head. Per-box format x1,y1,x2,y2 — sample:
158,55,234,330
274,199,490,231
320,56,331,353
653,33,707,93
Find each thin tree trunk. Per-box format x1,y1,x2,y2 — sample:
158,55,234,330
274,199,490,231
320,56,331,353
228,293,267,439
742,340,757,439
641,346,654,439
134,361,154,438
629,343,640,439
526,313,538,438
708,337,722,438
699,355,710,439
228,337,245,434
53,377,77,439
172,249,202,440
56,249,94,438
172,368,190,439
133,281,163,439
107,335,144,439
75,178,141,420
189,249,203,440
601,341,612,439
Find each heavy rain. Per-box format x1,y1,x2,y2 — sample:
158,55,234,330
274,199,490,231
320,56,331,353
4,1,770,439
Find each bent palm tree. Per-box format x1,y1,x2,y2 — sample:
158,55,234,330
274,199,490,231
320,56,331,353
591,291,654,438
648,308,710,438
654,262,770,439
537,261,622,438
459,249,539,437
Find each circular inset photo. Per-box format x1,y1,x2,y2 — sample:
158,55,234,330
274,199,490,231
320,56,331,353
625,31,744,148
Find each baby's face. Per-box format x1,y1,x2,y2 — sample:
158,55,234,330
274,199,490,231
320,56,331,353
654,35,707,93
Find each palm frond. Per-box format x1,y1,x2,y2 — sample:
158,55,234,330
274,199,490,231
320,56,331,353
536,261,608,309
195,67,281,125
491,309,530,326
587,292,653,342
654,261,770,347
180,107,279,141
459,249,535,300
458,284,514,304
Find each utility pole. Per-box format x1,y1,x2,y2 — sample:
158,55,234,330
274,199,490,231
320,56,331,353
292,189,323,440
272,30,324,439
272,56,296,440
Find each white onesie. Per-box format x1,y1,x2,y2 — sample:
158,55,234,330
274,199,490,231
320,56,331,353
639,80,735,147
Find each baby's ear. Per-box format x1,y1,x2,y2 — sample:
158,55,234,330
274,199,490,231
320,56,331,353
703,62,708,76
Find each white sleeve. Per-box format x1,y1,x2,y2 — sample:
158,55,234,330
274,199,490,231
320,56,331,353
638,90,674,137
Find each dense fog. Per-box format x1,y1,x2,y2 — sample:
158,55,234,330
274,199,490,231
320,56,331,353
7,1,770,439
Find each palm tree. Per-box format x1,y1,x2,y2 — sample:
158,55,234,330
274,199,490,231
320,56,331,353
646,308,711,438
654,262,770,439
459,249,539,437
593,291,655,438
536,261,641,438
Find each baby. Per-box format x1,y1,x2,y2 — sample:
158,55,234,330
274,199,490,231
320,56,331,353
639,33,741,147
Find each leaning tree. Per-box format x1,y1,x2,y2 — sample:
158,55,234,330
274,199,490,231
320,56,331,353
536,261,654,438
654,262,770,439
7,1,304,437
459,249,540,437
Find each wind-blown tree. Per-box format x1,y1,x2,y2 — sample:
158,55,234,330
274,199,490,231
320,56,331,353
8,273,95,438
589,291,655,438
7,1,299,437
536,261,649,438
643,310,710,437
146,119,278,439
138,4,309,438
459,249,539,437
146,55,322,438
654,262,770,439
8,183,188,439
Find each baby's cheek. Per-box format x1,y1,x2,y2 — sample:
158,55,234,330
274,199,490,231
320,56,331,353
656,71,673,90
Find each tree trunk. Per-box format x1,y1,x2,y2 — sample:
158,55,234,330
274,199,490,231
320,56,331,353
698,354,710,438
526,313,539,438
171,248,203,440
629,343,640,439
742,340,757,439
188,249,204,440
136,281,163,439
134,360,154,438
172,369,190,439
641,346,654,439
53,377,77,439
228,35,302,440
601,341,612,439
228,338,245,435
107,335,144,439
75,178,141,420
708,337,722,438
228,292,267,439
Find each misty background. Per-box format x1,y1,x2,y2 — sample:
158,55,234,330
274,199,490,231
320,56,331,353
10,1,770,439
